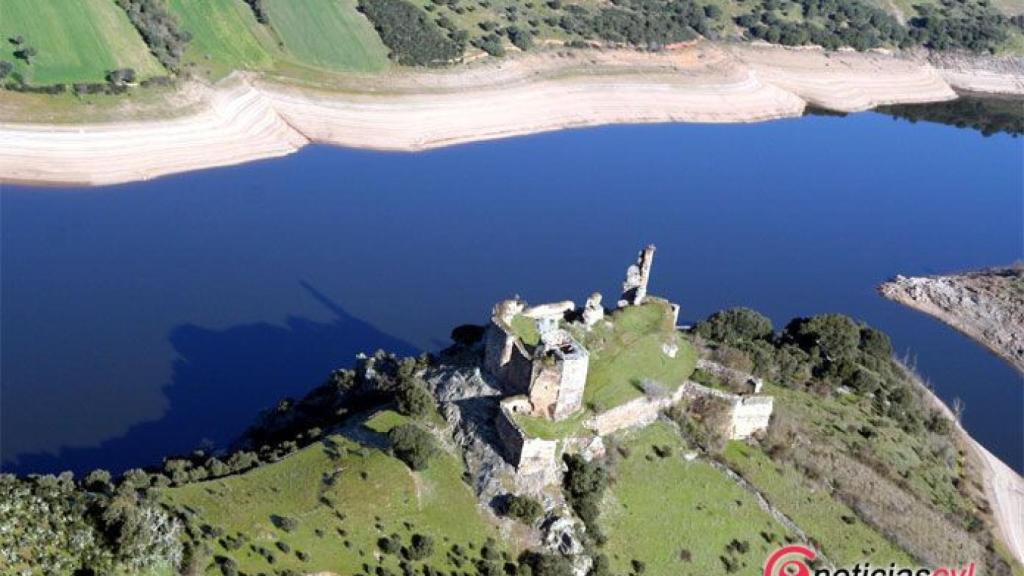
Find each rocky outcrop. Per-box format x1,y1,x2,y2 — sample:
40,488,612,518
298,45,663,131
879,266,1024,374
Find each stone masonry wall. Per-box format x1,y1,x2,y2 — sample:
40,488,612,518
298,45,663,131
732,396,774,439
496,402,560,483
590,381,773,439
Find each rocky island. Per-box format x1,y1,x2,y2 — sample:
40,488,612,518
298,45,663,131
880,265,1024,374
2,247,1021,576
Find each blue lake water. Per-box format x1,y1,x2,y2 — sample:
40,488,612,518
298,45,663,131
1,112,1022,475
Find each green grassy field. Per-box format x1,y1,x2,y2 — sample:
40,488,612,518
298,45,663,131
601,423,790,576
0,0,164,84
266,0,389,72
722,441,913,566
161,433,506,575
580,300,697,411
168,0,277,78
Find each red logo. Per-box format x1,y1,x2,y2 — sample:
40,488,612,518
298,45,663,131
764,545,816,576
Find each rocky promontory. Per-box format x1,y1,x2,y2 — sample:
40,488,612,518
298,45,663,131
880,265,1024,374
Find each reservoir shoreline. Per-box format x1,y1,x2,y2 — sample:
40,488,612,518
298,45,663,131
1,42,1021,187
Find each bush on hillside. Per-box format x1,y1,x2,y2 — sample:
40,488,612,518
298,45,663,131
388,424,439,470
243,0,271,24
695,307,774,344
562,454,608,535
395,377,437,419
503,494,544,524
519,551,575,576
116,0,192,71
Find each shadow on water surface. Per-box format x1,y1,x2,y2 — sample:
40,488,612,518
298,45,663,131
5,282,417,475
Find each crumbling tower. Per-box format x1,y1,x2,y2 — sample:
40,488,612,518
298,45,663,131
618,244,656,307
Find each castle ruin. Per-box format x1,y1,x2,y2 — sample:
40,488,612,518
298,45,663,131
482,246,774,482
484,299,589,421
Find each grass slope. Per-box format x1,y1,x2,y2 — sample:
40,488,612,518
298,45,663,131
266,0,389,73
602,423,791,576
722,441,912,566
168,0,276,78
162,433,505,575
0,0,164,84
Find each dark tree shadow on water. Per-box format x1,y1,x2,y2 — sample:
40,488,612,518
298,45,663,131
4,282,417,476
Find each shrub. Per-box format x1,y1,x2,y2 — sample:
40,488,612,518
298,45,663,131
520,552,574,576
106,68,137,85
472,33,506,56
388,424,439,470
270,514,298,532
562,454,608,531
695,308,774,343
503,494,544,524
507,26,533,50
859,326,893,359
784,314,861,361
408,533,435,560
378,534,402,554
243,0,271,24
396,378,437,419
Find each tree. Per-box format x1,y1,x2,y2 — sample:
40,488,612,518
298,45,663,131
695,308,774,343
504,494,544,524
388,424,438,470
396,378,436,419
407,533,435,560
14,46,37,64
784,314,861,361
0,61,12,79
858,326,893,359
562,454,607,529
106,68,137,85
84,469,113,493
520,552,574,576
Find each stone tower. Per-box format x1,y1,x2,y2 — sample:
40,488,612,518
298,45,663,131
619,244,656,307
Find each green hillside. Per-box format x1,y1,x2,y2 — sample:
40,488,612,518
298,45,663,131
266,0,390,72
0,0,164,84
602,423,792,576
161,431,508,575
167,0,277,78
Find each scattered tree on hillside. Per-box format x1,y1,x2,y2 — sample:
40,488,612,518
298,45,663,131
388,423,439,470
244,0,271,24
13,45,36,64
116,0,192,71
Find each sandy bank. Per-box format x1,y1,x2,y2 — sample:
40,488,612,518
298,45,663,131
908,364,1024,566
0,43,1018,187
880,266,1024,374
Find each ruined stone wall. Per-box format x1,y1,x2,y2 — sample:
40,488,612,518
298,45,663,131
552,352,588,420
589,380,773,439
731,396,774,439
483,323,533,394
529,361,562,418
496,402,560,484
